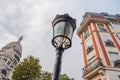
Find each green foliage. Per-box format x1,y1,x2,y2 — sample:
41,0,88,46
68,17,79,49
12,55,42,80
12,55,74,80
60,74,74,80
39,71,75,80
41,71,52,80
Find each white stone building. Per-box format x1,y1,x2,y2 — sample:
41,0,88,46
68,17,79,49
0,37,22,80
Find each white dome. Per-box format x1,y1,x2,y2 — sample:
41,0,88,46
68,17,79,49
2,41,22,53
1,36,23,53
0,36,23,79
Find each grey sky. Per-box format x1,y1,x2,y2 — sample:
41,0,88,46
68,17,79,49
0,0,120,80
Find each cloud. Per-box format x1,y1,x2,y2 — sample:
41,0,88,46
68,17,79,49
0,0,120,80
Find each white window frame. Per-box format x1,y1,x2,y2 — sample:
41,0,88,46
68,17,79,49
84,28,89,39
97,24,107,32
116,33,120,40
109,52,119,63
111,22,120,28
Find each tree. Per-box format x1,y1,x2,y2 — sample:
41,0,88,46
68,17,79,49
40,71,75,80
12,55,42,80
12,55,74,80
60,74,74,80
41,71,52,80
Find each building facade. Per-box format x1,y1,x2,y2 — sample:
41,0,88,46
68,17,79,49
77,12,120,80
0,37,23,80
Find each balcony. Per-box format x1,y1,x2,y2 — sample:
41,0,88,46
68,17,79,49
82,58,103,78
99,28,107,32
114,59,120,68
105,39,114,47
86,45,93,54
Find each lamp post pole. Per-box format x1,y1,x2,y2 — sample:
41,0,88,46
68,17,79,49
52,45,64,80
51,14,76,80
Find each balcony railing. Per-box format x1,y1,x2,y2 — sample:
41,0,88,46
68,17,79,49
104,39,114,47
114,59,120,67
82,58,103,76
86,45,93,54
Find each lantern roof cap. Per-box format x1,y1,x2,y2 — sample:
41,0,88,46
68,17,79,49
52,14,76,30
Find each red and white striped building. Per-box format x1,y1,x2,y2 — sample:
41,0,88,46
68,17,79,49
77,12,120,80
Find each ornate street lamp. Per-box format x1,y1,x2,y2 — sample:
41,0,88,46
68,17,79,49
52,14,76,80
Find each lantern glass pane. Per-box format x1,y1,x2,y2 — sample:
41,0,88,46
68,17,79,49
53,22,74,49
65,22,73,39
54,22,65,37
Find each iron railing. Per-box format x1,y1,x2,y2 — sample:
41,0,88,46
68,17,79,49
82,58,103,76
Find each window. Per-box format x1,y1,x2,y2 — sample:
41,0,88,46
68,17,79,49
111,22,120,28
104,39,114,46
13,60,17,65
109,52,119,62
88,55,95,62
10,65,13,68
118,76,120,80
7,61,11,65
97,24,107,32
84,28,89,39
14,49,21,57
1,69,7,76
15,54,20,62
106,17,115,22
86,45,93,54
101,34,111,41
3,58,7,62
114,60,120,67
116,33,120,40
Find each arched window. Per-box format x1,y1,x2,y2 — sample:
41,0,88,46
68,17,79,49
3,58,7,62
1,69,7,76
